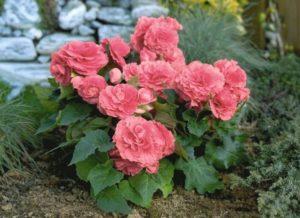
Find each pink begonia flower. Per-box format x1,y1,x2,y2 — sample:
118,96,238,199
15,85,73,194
230,87,250,102
102,36,130,67
109,149,159,176
139,61,176,93
98,84,139,119
131,16,156,52
58,41,108,76
214,59,247,88
144,17,181,54
175,61,225,107
109,68,122,84
112,116,175,173
122,63,141,82
138,88,157,105
71,75,106,104
140,48,157,62
209,88,238,121
163,47,186,73
50,51,72,86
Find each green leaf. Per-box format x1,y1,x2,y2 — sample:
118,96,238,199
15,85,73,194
96,185,131,214
59,85,74,100
70,130,114,164
176,135,202,158
88,160,123,195
151,159,174,198
85,117,111,129
175,157,223,194
76,155,98,181
59,102,93,126
36,113,58,134
119,171,159,208
163,89,177,104
153,102,177,129
205,137,245,170
66,120,88,141
183,110,209,137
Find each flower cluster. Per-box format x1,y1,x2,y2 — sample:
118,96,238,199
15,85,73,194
50,16,250,176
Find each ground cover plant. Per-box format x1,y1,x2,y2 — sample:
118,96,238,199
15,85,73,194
36,15,251,214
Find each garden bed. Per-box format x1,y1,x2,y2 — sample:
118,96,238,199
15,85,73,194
0,152,258,217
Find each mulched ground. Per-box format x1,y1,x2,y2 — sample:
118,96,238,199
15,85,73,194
0,157,259,218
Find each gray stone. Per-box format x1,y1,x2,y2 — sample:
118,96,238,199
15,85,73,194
0,37,36,61
132,5,169,21
0,63,50,96
84,8,99,21
13,30,22,37
37,55,51,64
23,28,43,40
78,24,95,36
0,17,5,26
98,24,133,41
0,26,12,36
97,7,133,26
96,0,112,6
91,21,102,28
131,0,157,8
119,0,132,8
86,0,101,8
36,33,94,55
2,0,41,29
59,0,87,30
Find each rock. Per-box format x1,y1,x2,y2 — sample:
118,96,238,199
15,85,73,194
78,24,95,36
0,26,12,36
84,8,99,21
132,5,169,21
37,55,51,64
13,30,22,37
23,27,43,40
131,0,158,8
0,62,50,87
36,33,94,55
97,7,133,26
1,203,13,211
2,0,41,29
85,0,101,8
0,17,5,26
0,37,36,61
91,21,102,28
96,0,113,6
98,24,134,41
59,0,87,30
119,0,132,8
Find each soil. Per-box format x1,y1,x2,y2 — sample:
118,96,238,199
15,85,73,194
0,154,259,218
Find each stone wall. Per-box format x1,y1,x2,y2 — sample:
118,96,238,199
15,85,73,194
0,0,168,95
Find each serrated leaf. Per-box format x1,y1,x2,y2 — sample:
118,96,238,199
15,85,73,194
151,159,174,197
205,138,245,170
154,102,177,129
120,171,159,208
163,89,177,104
183,110,209,137
59,85,74,100
88,160,123,195
85,117,111,129
59,102,93,126
176,135,202,158
70,130,113,165
36,113,58,134
76,155,98,181
175,157,223,194
96,185,131,214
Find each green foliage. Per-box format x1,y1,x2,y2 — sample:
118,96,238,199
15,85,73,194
70,130,113,164
235,54,300,217
36,0,58,31
175,157,224,194
0,97,38,174
88,160,123,195
59,103,93,126
177,10,269,72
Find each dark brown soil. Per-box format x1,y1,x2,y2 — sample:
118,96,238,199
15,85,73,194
0,159,259,218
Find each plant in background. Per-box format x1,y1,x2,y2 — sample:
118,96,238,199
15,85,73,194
36,0,58,31
176,10,269,72
38,16,250,214
0,97,37,174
